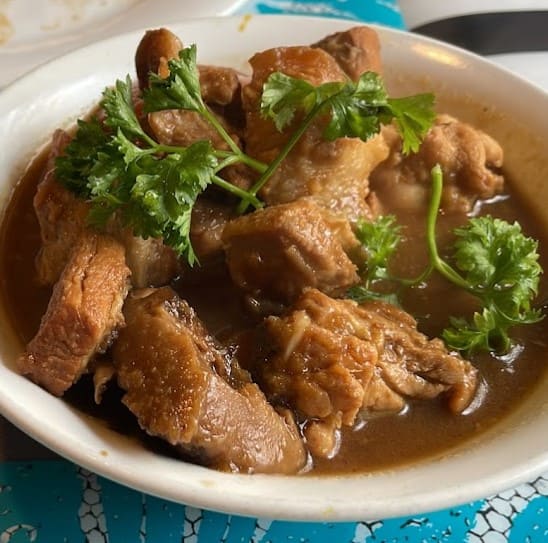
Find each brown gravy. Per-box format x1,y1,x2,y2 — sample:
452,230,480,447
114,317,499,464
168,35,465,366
1,148,547,474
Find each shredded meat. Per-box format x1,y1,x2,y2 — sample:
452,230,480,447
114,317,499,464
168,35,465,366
222,199,359,304
243,45,389,224
253,289,478,458
18,233,131,396
113,287,307,474
371,115,504,213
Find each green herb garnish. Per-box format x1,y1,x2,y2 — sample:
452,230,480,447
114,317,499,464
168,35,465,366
260,71,435,153
57,54,264,265
427,164,543,355
350,164,544,355
347,215,402,304
239,71,435,212
56,44,436,263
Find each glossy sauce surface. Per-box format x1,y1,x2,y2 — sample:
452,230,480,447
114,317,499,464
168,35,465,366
1,148,547,474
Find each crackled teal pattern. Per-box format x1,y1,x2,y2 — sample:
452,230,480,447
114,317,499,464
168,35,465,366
236,0,405,28
0,461,546,542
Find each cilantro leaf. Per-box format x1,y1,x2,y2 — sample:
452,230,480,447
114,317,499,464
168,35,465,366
102,76,150,142
261,70,435,153
427,164,544,354
347,165,544,357
143,45,204,114
259,72,319,131
124,141,217,264
355,215,402,282
56,52,264,263
347,215,403,304
452,217,542,317
325,72,388,141
385,94,436,154
442,309,500,354
55,118,112,195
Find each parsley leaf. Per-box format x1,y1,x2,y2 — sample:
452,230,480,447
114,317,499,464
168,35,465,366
261,70,435,153
143,45,204,114
427,164,543,354
102,76,152,143
347,215,403,304
55,118,112,194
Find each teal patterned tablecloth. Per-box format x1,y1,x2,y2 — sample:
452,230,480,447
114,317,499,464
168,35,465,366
1,462,546,541
1,2,547,542
236,0,405,28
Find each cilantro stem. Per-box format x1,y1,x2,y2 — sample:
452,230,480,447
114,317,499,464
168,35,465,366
201,107,241,156
397,264,433,287
212,175,262,209
152,143,268,174
201,106,273,173
427,165,474,291
237,103,323,214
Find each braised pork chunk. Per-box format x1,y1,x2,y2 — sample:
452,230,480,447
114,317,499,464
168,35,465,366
243,45,389,224
371,115,504,213
33,129,91,286
222,199,359,304
18,233,131,396
114,226,179,288
253,289,478,458
312,26,382,80
113,287,306,474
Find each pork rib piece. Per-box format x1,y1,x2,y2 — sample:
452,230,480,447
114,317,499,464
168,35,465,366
312,26,383,80
243,44,389,224
18,233,131,396
254,289,478,458
222,199,359,304
112,287,307,474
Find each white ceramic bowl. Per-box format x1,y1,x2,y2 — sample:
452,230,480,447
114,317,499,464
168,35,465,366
0,15,547,521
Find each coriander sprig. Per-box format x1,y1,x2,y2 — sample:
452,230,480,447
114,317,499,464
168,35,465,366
56,55,264,264
427,165,543,354
238,71,435,213
260,71,435,153
56,43,437,264
349,164,544,355
347,215,403,304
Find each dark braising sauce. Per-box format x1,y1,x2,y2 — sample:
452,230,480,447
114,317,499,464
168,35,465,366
1,148,547,474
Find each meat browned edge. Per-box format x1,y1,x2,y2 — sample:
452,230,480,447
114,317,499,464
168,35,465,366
18,233,131,396
112,287,307,474
251,289,478,458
